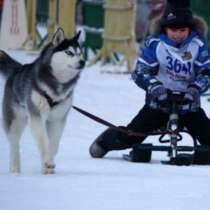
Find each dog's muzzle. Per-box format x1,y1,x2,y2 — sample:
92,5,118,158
78,60,85,69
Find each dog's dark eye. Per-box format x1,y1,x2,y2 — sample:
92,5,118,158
65,50,74,56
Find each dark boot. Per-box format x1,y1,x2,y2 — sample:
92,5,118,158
89,140,107,158
89,128,111,158
89,128,131,158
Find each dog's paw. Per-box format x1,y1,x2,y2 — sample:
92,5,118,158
42,163,56,174
10,165,21,174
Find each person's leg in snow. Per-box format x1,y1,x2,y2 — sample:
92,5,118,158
180,108,210,146
89,105,169,158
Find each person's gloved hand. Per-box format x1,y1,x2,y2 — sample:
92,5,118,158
148,81,167,101
184,85,200,103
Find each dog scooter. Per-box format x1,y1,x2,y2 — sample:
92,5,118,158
123,91,210,166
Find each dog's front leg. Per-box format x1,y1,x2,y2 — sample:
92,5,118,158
47,116,67,158
29,116,55,174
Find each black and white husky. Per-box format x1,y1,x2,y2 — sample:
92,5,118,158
0,28,85,174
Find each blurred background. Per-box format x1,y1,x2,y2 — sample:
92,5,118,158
0,0,210,71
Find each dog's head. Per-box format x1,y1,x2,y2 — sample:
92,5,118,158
45,28,85,81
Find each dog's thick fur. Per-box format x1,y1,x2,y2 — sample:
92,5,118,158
0,28,85,174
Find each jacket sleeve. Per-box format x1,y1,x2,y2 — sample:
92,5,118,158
131,36,160,91
192,39,210,93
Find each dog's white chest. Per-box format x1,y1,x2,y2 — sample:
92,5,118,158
49,97,73,120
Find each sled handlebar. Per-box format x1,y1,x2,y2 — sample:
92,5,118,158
157,90,192,107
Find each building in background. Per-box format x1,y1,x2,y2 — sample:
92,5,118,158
0,0,210,50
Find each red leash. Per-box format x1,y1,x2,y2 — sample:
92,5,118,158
73,105,171,137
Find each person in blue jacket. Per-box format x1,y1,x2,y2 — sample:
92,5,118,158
89,0,210,158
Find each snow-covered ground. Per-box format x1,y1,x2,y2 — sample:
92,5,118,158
0,50,210,210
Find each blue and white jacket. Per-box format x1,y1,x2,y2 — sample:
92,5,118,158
132,17,210,113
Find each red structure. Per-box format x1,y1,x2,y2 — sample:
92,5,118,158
136,0,166,42
0,0,3,10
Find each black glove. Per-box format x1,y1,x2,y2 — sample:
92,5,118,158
201,69,210,77
148,81,167,101
184,85,200,103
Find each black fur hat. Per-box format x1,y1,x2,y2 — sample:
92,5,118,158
161,0,194,28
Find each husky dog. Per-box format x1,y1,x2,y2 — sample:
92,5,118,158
0,28,85,174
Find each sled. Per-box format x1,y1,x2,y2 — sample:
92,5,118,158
123,91,210,166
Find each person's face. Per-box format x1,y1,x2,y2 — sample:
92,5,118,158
165,27,190,44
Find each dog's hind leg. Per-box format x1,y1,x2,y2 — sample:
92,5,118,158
3,106,27,173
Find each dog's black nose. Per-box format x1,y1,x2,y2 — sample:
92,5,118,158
79,60,85,69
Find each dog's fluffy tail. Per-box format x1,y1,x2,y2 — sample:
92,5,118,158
0,50,23,79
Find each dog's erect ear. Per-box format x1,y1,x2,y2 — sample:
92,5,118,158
52,27,65,46
73,30,81,42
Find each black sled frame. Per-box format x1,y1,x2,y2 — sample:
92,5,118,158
123,91,210,166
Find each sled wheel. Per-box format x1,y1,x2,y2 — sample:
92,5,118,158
129,143,152,163
193,146,210,165
162,153,193,166
173,154,193,166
